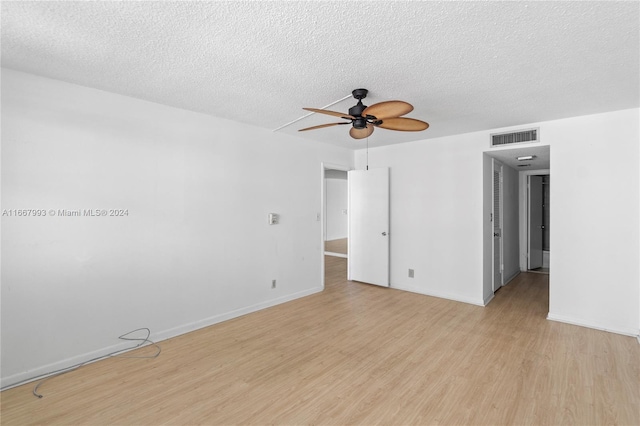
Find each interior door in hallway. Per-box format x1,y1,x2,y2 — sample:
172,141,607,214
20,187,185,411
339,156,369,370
348,168,389,287
528,175,544,269
493,161,503,291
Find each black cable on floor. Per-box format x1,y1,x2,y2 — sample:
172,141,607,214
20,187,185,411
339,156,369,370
31,327,160,398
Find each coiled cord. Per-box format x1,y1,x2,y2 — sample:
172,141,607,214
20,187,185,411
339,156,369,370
32,327,160,398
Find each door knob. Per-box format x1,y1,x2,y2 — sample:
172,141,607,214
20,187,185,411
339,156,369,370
382,232,387,236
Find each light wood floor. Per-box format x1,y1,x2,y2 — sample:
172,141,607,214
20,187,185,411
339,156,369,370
324,238,347,255
2,257,639,425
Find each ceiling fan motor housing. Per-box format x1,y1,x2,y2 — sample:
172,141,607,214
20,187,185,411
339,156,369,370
349,89,369,128
348,102,367,118
352,116,368,129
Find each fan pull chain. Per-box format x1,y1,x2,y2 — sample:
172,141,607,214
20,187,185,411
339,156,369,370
366,136,369,170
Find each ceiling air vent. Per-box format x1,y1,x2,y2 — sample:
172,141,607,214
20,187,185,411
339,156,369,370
490,128,539,147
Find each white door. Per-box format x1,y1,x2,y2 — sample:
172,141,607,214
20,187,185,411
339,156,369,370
528,175,544,269
348,168,389,287
492,161,503,292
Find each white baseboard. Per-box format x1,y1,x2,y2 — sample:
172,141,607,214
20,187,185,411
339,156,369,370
503,270,520,286
483,293,495,306
0,339,140,391
483,272,519,306
392,283,485,307
0,286,323,390
546,313,640,337
153,286,323,342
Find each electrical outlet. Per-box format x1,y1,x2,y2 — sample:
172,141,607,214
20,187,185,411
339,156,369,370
272,279,276,289
408,269,414,278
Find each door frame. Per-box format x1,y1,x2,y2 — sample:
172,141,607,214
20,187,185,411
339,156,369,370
320,162,351,289
519,169,550,271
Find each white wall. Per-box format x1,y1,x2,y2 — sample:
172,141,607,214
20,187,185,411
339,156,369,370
547,109,639,335
325,173,348,241
355,134,487,306
0,69,352,387
355,108,639,337
482,154,493,302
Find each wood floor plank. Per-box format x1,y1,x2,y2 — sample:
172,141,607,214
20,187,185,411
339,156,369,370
325,238,347,255
1,256,638,425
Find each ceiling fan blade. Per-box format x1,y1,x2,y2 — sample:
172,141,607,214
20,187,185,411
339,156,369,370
349,125,375,139
376,117,429,131
303,108,354,120
299,122,350,132
362,101,413,119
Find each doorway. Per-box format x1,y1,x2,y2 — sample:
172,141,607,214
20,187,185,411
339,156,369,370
321,163,391,290
321,163,350,289
527,174,550,274
324,169,348,258
483,144,550,306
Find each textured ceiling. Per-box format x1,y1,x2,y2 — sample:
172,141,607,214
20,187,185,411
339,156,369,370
2,1,638,149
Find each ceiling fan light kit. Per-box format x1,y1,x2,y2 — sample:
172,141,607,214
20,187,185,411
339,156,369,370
299,88,429,139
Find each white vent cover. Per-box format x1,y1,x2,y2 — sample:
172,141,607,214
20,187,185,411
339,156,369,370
490,128,539,147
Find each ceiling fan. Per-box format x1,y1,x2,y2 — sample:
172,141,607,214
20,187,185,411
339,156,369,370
299,88,429,139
